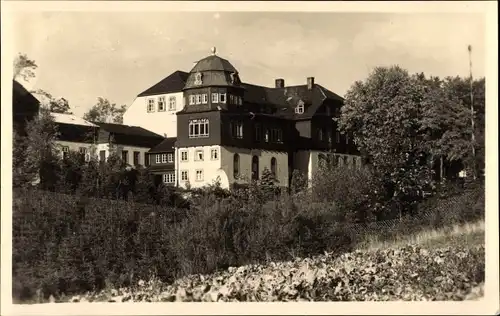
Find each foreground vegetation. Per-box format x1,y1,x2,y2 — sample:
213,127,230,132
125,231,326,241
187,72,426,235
41,220,487,302
13,180,484,303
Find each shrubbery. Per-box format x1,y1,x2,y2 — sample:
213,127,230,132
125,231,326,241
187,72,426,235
12,168,485,302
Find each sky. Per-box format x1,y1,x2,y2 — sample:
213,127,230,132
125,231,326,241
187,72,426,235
11,11,486,117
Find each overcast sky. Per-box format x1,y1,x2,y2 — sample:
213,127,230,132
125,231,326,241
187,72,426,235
11,11,486,117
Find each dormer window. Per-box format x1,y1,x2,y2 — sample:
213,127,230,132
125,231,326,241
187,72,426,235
295,101,305,114
194,72,203,85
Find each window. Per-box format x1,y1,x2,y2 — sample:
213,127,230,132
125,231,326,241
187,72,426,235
195,149,204,161
158,96,166,111
202,94,208,104
352,157,357,169
231,122,244,139
212,93,219,103
238,96,243,105
336,131,340,143
147,99,155,112
210,148,219,160
318,129,324,141
189,95,195,105
189,119,209,138
79,147,87,154
196,94,202,105
163,172,175,184
156,154,161,163
270,157,277,177
144,152,149,166
254,124,262,142
133,151,140,165
264,129,270,143
168,96,176,110
181,170,189,181
233,154,240,179
343,156,348,166
229,95,234,104
271,129,283,143
346,134,349,144
220,93,226,103
334,155,340,167
122,150,129,163
167,153,174,163
295,103,304,114
251,156,259,180
100,150,106,162
195,169,204,181
161,153,167,163
327,131,333,144
180,150,188,162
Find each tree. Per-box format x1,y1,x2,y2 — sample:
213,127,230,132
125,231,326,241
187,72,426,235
32,89,72,114
13,53,37,82
338,66,434,216
18,108,61,189
83,98,127,124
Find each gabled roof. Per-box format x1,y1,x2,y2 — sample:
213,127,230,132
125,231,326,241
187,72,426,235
13,80,40,115
93,122,164,139
51,112,98,127
149,137,177,153
137,70,189,97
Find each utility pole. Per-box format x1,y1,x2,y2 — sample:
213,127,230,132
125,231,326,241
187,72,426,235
468,45,477,180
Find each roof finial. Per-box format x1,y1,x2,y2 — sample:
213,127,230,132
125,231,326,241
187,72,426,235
211,46,217,56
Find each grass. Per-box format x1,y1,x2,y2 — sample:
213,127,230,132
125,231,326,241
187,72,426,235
359,219,485,251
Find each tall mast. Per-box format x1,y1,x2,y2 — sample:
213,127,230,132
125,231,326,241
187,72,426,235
468,44,476,180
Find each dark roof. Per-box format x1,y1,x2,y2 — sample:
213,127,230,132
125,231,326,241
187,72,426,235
13,80,40,116
93,122,165,139
190,55,238,73
137,70,189,97
149,137,177,153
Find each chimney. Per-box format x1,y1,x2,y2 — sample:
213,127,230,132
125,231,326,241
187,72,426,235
275,78,285,88
307,77,315,90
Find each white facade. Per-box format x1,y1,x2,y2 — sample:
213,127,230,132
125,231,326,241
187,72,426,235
123,92,184,138
294,150,362,186
55,140,95,160
175,145,289,190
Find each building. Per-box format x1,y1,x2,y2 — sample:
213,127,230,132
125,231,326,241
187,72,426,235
123,71,189,138
92,122,165,166
13,80,40,136
52,112,100,160
50,113,165,166
172,47,360,189
146,137,177,185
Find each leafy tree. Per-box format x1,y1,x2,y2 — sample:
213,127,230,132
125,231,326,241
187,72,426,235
83,97,127,124
13,53,37,82
338,66,434,215
32,89,72,114
19,108,61,190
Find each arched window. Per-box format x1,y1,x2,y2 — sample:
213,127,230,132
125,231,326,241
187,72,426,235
270,157,277,177
233,154,240,179
251,155,259,180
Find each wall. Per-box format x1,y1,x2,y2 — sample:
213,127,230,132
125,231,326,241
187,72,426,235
294,150,363,186
175,145,226,189
123,92,184,138
220,146,289,188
